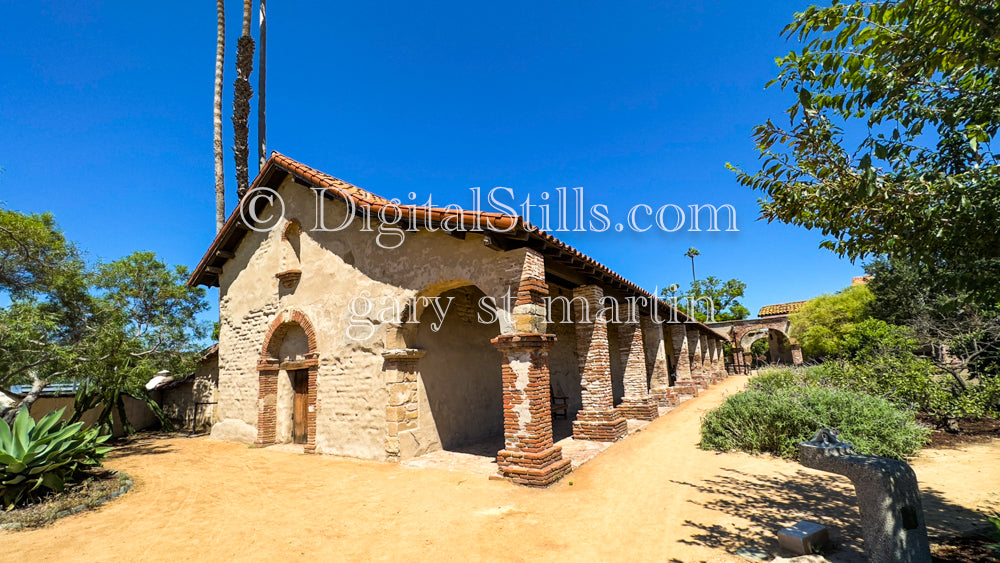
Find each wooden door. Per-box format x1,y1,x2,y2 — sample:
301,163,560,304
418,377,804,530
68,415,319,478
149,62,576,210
292,370,308,444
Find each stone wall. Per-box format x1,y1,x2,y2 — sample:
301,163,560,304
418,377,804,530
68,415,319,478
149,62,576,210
160,354,219,433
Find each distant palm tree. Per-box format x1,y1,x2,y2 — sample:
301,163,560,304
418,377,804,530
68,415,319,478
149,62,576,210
232,0,255,199
213,0,225,232
257,0,266,170
685,247,700,285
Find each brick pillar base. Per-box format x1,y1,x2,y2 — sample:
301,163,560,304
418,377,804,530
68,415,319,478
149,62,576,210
495,447,571,486
493,333,572,487
649,389,672,407
616,399,659,421
573,409,628,441
672,383,700,397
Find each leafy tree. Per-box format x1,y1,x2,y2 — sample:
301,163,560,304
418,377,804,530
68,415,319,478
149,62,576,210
866,256,1000,384
730,0,1000,301
0,206,209,432
788,284,873,358
0,208,82,298
840,317,918,361
663,276,750,322
0,209,90,415
70,252,209,434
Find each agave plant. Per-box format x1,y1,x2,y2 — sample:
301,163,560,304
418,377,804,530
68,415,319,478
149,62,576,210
0,407,112,509
988,512,1000,557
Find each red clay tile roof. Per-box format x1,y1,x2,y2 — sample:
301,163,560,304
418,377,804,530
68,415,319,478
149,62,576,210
189,152,723,335
758,301,806,317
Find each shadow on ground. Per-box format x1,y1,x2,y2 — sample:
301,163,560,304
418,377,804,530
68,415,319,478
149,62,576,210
672,467,991,562
108,438,175,458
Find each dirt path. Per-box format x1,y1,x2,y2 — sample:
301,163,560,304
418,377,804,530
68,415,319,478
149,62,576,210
4,375,998,562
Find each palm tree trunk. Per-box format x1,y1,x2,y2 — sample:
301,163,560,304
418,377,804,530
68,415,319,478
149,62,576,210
242,0,251,36
257,0,266,170
213,0,226,232
232,0,255,199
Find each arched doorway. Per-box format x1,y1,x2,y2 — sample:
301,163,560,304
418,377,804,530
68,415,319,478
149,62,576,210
256,309,319,452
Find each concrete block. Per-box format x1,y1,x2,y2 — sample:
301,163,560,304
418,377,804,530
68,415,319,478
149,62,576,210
777,521,829,556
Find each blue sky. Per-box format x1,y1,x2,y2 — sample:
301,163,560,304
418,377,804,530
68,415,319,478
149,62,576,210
0,1,864,322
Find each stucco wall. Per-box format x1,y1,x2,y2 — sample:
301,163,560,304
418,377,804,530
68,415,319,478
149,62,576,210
213,178,534,460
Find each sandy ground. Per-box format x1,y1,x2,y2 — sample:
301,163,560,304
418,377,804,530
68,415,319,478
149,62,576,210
4,375,998,562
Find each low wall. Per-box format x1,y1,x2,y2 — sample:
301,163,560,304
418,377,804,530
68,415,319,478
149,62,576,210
26,395,157,437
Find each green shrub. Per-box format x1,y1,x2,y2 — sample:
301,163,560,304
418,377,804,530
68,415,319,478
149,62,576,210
942,375,1000,419
748,366,823,391
700,381,929,460
0,408,112,510
813,355,946,412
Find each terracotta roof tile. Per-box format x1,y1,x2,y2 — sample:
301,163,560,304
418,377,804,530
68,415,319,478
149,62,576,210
758,301,806,317
189,153,723,335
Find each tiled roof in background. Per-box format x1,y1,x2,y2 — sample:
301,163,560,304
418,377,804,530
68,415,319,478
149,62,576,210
758,300,806,317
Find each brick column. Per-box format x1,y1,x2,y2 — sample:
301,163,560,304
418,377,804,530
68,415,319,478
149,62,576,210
712,339,727,379
255,359,279,447
665,324,698,402
669,324,692,381
687,328,703,375
573,285,628,441
644,317,672,407
511,249,549,334
616,307,658,421
493,334,571,486
704,338,716,381
688,329,709,389
700,332,710,370
383,349,424,462
491,249,571,486
707,338,721,381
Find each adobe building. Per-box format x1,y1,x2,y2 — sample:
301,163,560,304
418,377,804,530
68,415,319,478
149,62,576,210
189,153,730,486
